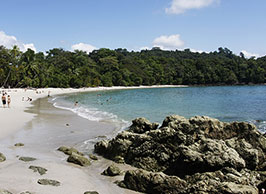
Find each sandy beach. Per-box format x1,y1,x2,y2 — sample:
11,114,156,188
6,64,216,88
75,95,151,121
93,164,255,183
0,86,185,194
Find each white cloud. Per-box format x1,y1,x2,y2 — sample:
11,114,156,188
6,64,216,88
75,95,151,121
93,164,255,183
166,0,218,14
241,50,261,59
152,34,184,50
190,48,205,53
0,31,36,52
139,46,150,51
71,43,97,54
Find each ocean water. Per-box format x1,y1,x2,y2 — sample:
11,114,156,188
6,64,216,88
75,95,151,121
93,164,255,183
52,86,266,133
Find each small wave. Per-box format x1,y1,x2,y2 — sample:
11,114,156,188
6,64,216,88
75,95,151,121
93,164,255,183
51,96,130,129
249,120,266,133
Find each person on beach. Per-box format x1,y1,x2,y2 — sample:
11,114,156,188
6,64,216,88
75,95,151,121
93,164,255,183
2,94,6,108
7,95,11,108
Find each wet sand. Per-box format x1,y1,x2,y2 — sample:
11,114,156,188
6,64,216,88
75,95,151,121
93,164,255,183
0,97,139,194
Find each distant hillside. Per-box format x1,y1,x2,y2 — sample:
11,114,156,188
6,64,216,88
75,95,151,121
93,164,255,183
0,45,265,88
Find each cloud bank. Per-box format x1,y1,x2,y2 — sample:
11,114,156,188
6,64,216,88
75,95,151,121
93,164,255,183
152,34,184,50
71,43,97,53
166,0,218,14
241,50,261,59
0,31,36,52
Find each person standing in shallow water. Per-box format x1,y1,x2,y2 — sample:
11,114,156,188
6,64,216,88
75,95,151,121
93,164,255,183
2,94,6,108
7,95,11,108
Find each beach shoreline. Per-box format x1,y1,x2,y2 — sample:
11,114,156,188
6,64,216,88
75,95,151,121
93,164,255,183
0,85,186,194
0,85,187,139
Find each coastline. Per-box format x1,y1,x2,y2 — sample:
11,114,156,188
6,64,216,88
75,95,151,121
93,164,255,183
0,85,187,139
0,85,186,193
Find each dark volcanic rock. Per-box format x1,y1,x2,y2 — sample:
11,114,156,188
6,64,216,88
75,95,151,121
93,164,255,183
37,179,60,186
95,115,266,193
120,168,262,194
0,153,6,162
67,153,91,166
102,164,122,176
122,169,187,194
29,165,47,175
128,117,159,134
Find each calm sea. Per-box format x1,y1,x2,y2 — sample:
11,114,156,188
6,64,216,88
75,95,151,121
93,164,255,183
52,86,266,133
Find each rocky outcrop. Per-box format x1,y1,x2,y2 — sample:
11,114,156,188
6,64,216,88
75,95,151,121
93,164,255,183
95,115,266,193
102,164,122,176
120,167,263,194
128,118,159,134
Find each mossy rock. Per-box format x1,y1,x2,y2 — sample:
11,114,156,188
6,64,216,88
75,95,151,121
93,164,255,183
0,153,6,162
29,165,47,175
58,146,84,156
37,179,60,186
102,164,122,176
19,157,36,162
67,153,91,166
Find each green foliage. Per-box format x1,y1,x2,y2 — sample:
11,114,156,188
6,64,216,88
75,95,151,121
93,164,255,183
0,46,265,88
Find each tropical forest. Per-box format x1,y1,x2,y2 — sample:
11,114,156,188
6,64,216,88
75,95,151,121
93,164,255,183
0,45,265,88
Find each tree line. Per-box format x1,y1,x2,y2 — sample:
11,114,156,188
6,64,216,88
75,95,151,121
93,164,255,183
0,45,265,88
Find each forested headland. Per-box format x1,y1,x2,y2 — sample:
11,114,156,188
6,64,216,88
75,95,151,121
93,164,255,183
0,45,265,88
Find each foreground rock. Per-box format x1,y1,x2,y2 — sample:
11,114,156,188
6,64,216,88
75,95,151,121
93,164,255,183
120,168,262,194
37,179,60,186
58,146,91,166
67,153,91,166
102,164,122,176
0,153,6,162
29,165,47,175
95,115,266,193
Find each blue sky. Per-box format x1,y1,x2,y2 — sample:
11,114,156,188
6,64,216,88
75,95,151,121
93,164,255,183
0,0,266,57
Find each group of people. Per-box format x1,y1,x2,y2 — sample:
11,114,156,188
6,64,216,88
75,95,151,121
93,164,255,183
1,92,11,108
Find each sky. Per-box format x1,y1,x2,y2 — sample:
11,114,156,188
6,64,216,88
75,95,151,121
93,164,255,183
0,0,266,58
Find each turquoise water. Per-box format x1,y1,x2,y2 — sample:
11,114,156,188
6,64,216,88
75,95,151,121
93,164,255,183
53,86,266,133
